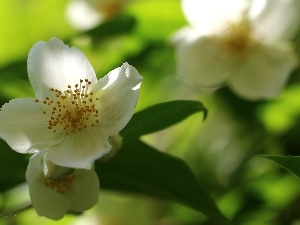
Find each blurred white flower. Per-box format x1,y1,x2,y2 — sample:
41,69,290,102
173,0,299,100
66,0,131,30
0,37,142,169
26,150,99,220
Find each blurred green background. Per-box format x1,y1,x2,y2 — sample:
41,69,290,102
1,0,300,224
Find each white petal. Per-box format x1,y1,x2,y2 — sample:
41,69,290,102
47,127,112,169
28,38,97,99
91,63,142,135
249,0,300,43
70,169,99,212
26,151,70,220
0,98,64,153
182,0,247,35
229,43,298,100
174,35,234,87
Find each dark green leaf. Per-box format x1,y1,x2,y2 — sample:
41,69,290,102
96,139,230,225
85,14,136,43
121,100,207,138
263,155,300,178
0,139,28,192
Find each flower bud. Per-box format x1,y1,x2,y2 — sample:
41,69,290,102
42,153,75,180
100,134,123,161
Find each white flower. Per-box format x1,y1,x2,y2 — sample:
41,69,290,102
0,37,142,169
173,0,299,100
26,150,99,220
66,0,131,30
66,0,102,30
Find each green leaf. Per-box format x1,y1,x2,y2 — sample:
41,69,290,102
84,14,136,43
96,139,230,225
0,139,28,193
120,100,207,138
263,155,300,178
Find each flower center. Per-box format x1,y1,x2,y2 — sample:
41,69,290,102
213,17,257,57
44,173,76,194
35,79,100,135
97,2,125,19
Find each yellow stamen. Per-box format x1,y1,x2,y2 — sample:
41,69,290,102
43,173,76,194
36,79,100,135
213,17,257,57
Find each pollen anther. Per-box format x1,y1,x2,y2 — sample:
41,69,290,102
44,173,76,194
36,79,100,135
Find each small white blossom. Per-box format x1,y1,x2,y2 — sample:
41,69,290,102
66,0,131,30
0,37,142,169
26,150,99,220
173,0,299,100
